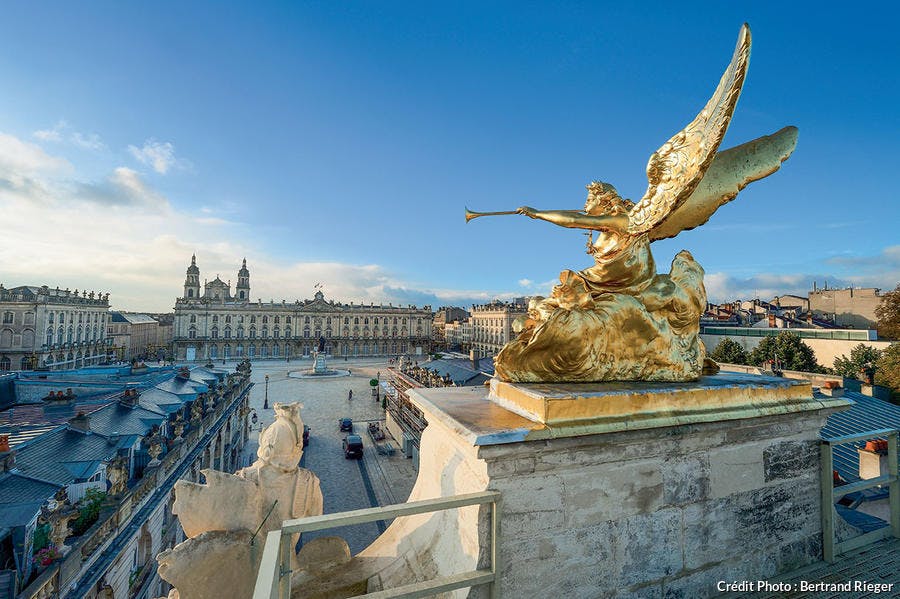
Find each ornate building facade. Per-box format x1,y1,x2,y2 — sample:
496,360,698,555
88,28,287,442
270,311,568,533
470,300,527,358
0,284,110,371
173,256,433,361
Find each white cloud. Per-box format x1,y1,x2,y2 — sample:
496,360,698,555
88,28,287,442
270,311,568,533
128,139,179,174
33,120,67,142
0,132,71,177
72,131,105,151
518,278,533,287
75,167,171,209
32,120,105,151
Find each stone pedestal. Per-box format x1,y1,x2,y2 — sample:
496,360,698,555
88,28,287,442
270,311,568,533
298,374,849,599
413,374,847,598
313,352,327,374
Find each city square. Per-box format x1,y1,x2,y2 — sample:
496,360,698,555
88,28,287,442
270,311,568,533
237,357,417,554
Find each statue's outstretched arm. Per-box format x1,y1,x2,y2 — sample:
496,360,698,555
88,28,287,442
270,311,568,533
517,206,629,232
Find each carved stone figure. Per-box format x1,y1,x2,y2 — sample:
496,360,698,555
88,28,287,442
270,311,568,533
159,402,327,599
106,455,128,496
467,25,798,383
39,489,79,553
190,398,202,425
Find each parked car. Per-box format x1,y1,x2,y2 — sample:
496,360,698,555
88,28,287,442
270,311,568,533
343,435,363,459
302,425,310,447
339,417,353,432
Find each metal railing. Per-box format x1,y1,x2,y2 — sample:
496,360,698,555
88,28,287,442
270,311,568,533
821,428,900,561
253,490,501,599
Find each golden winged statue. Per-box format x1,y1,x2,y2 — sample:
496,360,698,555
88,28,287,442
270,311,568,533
470,24,799,383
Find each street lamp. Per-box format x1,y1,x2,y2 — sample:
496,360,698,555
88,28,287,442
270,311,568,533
264,374,269,409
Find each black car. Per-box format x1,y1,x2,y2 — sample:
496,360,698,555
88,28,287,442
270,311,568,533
302,425,310,447
338,417,353,432
343,435,363,459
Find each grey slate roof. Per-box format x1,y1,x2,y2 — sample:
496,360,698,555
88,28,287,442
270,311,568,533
12,427,130,485
154,377,208,397
85,401,165,436
423,357,494,386
0,472,60,528
109,312,158,325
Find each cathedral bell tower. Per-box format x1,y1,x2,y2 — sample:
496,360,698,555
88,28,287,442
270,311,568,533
236,258,250,301
184,254,201,299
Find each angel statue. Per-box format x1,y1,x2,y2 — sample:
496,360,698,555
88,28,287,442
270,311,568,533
467,24,798,383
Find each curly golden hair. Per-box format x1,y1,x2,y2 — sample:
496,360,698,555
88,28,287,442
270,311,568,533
584,181,634,215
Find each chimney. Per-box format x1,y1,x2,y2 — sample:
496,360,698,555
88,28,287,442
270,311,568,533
0,436,15,473
819,381,843,398
861,384,876,397
859,439,889,480
68,412,91,433
120,386,140,407
768,314,776,328
470,348,480,371
806,313,813,326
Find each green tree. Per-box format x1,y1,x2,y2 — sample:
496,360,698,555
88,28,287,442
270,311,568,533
709,338,748,365
876,283,900,340
833,344,882,379
875,343,900,397
748,331,822,372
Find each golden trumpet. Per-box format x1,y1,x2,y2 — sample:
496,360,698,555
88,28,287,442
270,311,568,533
465,207,519,223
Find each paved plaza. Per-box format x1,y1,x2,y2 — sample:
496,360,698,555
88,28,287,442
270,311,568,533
234,357,418,554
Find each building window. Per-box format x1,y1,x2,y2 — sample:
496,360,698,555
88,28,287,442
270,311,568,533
262,326,268,338
2,312,13,325
286,316,292,324
274,316,280,324
344,317,349,325
285,328,291,338
273,327,280,338
304,316,310,324
237,327,244,339
0,356,9,371
239,290,245,299
188,289,194,297
225,315,232,324
49,313,54,324
250,315,257,324
189,328,196,339
263,316,268,324
211,327,219,339
250,327,256,339
303,330,310,338
212,315,219,324
190,315,196,323
224,328,232,339
46,327,53,346
354,317,359,325
67,326,73,344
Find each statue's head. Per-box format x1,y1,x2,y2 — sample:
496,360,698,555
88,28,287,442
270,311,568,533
257,402,304,470
584,181,632,216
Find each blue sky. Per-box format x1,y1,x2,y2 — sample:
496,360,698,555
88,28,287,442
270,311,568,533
1,2,897,311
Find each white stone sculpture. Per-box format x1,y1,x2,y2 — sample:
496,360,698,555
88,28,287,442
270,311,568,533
157,402,327,599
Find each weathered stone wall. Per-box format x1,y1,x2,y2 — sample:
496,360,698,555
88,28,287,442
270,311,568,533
477,411,828,599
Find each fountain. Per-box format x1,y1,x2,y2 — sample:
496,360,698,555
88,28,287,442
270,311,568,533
288,336,350,379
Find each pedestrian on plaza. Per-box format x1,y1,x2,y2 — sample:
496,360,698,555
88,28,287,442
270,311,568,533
348,389,353,401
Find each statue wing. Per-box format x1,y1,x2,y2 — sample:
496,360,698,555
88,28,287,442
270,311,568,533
649,126,798,241
627,24,752,235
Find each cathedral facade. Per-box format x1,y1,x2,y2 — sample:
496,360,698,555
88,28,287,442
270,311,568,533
172,256,433,361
